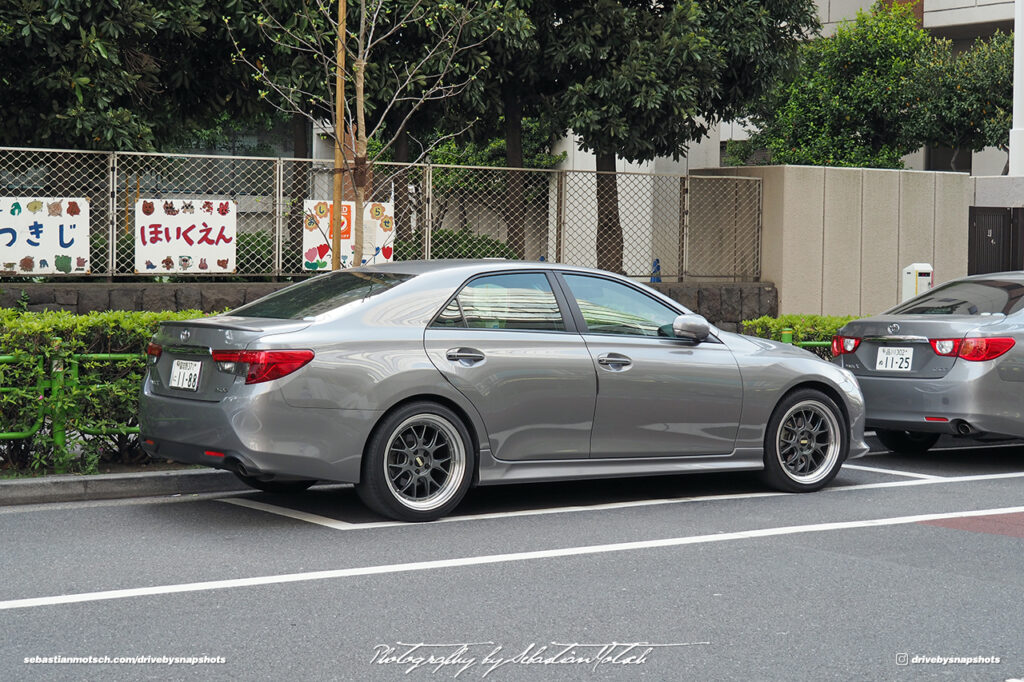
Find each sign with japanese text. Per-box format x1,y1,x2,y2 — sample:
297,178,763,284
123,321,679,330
134,199,236,273
301,200,395,270
0,197,90,275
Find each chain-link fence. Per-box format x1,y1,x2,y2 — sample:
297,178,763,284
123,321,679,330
1,147,762,281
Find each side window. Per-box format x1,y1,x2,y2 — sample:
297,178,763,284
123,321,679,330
563,274,678,337
431,272,566,331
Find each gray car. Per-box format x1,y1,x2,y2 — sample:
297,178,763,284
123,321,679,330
140,260,868,521
832,271,1024,454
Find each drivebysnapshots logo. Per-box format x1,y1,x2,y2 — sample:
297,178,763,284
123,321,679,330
895,652,1001,667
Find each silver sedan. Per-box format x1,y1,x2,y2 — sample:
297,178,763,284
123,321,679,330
833,271,1024,454
140,261,868,521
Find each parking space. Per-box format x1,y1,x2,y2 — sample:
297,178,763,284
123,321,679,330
2,440,1024,680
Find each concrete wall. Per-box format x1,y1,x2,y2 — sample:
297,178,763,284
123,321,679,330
699,166,974,316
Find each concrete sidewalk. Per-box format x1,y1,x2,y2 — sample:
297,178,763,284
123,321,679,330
0,469,249,506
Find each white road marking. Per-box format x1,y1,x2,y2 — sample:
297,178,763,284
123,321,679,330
3,504,1024,611
223,498,357,530
218,470,1024,530
841,464,941,480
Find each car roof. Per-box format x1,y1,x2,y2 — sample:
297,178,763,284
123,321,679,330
957,270,1024,283
357,259,617,277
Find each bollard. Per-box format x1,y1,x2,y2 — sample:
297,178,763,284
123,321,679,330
781,328,794,344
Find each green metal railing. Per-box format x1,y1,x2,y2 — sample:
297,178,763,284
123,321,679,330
780,328,833,358
0,349,143,442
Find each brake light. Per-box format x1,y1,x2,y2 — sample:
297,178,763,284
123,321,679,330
957,337,1015,362
929,338,961,356
146,342,162,364
831,335,860,356
210,349,314,384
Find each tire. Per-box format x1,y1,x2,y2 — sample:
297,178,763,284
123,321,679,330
233,472,317,494
874,429,940,455
761,389,849,493
356,402,475,522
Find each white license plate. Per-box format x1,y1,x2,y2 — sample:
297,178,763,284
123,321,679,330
875,347,913,372
169,359,202,391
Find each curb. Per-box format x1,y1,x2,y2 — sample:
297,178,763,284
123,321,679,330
0,469,250,506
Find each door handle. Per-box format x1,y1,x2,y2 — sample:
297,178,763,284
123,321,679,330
597,353,632,369
446,348,486,365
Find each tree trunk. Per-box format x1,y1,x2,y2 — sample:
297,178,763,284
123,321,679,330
595,150,622,274
393,121,414,246
503,84,526,258
949,146,960,171
353,57,368,264
287,115,311,274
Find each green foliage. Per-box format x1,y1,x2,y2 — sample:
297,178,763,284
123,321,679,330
750,1,939,168
394,228,518,262
927,31,1013,160
550,0,819,163
742,314,859,343
0,309,204,474
0,0,265,151
428,118,565,170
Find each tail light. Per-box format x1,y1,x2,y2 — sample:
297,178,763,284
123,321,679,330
211,349,314,384
957,337,1015,362
146,342,162,364
831,335,860,356
929,338,961,356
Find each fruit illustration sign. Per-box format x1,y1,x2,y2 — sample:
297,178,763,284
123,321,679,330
134,199,237,273
0,197,90,275
301,200,395,270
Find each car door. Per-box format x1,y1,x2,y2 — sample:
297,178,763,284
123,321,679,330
557,272,743,458
423,270,597,461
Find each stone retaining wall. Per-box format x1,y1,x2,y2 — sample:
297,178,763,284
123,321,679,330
0,280,777,330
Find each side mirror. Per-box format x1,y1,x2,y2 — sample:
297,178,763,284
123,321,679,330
672,314,710,342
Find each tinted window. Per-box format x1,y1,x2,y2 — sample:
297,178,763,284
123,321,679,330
432,272,565,331
888,279,1024,316
563,274,678,336
231,271,413,319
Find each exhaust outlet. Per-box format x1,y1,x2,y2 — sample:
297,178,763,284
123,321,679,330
954,421,973,436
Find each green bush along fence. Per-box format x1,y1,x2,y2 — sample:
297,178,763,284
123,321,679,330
0,309,204,474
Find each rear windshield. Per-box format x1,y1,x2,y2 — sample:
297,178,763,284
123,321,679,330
231,271,413,319
887,279,1024,316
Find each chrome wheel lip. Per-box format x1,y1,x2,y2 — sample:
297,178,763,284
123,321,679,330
383,414,466,512
775,399,842,485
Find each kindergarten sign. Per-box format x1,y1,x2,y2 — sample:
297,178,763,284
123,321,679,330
134,199,237,273
301,200,395,270
0,197,90,275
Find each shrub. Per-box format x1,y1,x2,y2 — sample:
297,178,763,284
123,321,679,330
742,314,860,360
0,309,206,474
394,228,519,262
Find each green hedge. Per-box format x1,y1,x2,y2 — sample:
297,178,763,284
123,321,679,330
741,314,859,343
0,309,206,475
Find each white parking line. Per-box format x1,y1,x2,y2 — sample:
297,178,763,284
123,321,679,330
841,464,941,480
224,498,358,530
3,504,1024,612
219,470,1024,530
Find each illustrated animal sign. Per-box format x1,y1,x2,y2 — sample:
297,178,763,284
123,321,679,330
135,199,237,273
301,201,394,271
0,197,90,275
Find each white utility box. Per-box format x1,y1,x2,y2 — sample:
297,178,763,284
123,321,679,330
901,263,934,302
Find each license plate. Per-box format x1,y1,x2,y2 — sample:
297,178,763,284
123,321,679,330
876,347,913,372
169,359,202,391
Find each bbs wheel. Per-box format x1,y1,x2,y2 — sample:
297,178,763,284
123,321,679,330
233,473,317,494
356,402,474,522
761,389,848,493
874,429,939,455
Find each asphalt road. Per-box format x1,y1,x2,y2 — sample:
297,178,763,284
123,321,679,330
2,439,1024,681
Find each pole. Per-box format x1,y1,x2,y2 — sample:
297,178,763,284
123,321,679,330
331,0,347,269
1010,0,1024,175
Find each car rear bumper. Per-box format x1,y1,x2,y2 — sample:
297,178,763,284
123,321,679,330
138,377,380,483
855,363,1024,438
